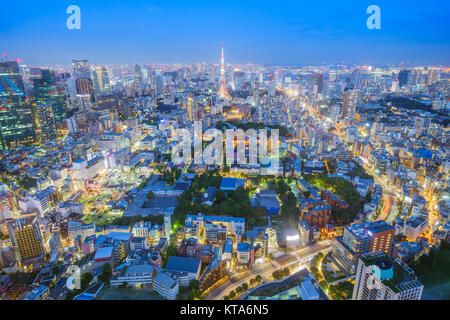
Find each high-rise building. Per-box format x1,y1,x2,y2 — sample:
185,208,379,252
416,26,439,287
414,117,425,139
72,60,91,80
351,68,362,90
35,102,57,142
0,61,36,150
75,78,95,103
352,251,423,300
427,67,441,85
332,220,395,273
342,221,395,256
7,217,45,265
217,48,230,99
313,73,324,96
398,70,410,88
33,69,67,122
342,88,358,120
92,66,111,96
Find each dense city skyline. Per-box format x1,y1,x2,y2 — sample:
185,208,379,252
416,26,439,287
2,0,450,66
0,1,448,305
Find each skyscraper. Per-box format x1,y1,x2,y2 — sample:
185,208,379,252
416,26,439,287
35,102,57,142
0,61,36,149
33,69,67,122
398,70,410,88
75,78,95,103
352,251,423,300
351,68,362,90
342,88,358,120
217,48,230,99
72,60,91,80
92,66,111,97
427,67,441,85
313,73,324,96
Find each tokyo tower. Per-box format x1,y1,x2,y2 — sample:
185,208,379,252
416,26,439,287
217,47,230,99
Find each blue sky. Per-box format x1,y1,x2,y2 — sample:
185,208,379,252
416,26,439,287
1,0,449,66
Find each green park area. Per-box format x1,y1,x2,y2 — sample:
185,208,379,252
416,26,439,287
82,210,115,226
173,172,268,228
412,240,450,299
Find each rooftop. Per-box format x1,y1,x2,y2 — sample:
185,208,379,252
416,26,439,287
165,256,201,274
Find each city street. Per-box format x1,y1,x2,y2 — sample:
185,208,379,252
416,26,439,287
203,240,332,300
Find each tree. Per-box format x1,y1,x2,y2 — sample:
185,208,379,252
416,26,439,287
147,190,155,200
229,290,236,299
98,263,112,284
80,272,93,290
242,282,249,291
51,266,60,275
255,275,262,283
303,191,311,198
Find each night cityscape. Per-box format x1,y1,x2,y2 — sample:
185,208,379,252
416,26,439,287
0,0,449,305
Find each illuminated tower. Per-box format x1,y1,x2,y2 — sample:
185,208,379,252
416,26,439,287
217,48,230,99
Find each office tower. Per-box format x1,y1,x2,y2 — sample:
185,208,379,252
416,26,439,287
351,68,362,90
329,70,337,82
342,88,358,120
0,61,36,150
352,251,423,300
427,67,441,85
7,217,45,265
313,73,324,96
75,78,95,103
133,64,144,96
414,117,425,138
217,48,230,99
92,66,111,96
35,102,57,142
72,59,91,80
33,69,67,122
398,70,410,88
327,82,342,99
233,71,245,90
391,80,399,92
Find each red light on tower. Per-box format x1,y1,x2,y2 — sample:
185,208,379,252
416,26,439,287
15,58,22,64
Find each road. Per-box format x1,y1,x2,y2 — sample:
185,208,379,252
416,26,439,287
362,161,398,223
203,240,332,300
378,196,391,221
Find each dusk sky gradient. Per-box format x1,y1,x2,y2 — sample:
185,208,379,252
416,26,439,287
1,0,449,66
